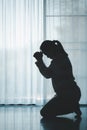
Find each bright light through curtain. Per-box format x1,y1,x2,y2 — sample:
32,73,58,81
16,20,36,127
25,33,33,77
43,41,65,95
0,0,53,105
45,0,87,104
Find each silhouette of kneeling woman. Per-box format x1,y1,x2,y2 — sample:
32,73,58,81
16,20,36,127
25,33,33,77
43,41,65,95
33,40,82,118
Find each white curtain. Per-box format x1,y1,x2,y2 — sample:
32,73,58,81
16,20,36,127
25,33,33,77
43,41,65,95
45,0,87,104
0,0,52,105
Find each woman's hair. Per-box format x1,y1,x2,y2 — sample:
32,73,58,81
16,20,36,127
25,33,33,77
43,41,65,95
40,40,68,56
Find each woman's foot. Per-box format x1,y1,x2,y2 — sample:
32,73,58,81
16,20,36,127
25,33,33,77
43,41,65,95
74,104,82,119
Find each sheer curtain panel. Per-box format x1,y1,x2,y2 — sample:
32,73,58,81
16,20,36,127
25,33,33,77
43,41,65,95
0,0,48,105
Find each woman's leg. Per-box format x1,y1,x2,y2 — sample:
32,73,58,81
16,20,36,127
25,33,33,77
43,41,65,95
40,95,74,118
40,96,58,118
40,85,82,118
60,86,82,118
67,86,82,118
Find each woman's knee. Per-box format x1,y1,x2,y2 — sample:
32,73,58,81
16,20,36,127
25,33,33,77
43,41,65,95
40,108,44,116
40,106,49,117
40,106,57,118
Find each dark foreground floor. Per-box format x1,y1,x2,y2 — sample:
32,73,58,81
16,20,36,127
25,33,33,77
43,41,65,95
0,105,87,130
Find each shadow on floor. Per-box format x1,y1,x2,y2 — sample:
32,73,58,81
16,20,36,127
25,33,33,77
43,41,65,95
40,117,81,130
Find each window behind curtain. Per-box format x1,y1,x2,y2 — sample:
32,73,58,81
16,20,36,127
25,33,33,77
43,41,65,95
45,0,87,104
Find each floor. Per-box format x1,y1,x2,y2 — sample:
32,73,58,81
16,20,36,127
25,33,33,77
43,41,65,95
0,105,87,130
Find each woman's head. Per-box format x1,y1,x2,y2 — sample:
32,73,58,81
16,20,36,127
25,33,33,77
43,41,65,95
40,40,67,59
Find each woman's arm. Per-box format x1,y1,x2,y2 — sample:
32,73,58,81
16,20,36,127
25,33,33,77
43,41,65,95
35,60,52,78
33,51,52,78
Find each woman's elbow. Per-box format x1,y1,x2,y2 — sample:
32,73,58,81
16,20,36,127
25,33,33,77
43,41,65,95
44,75,51,79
